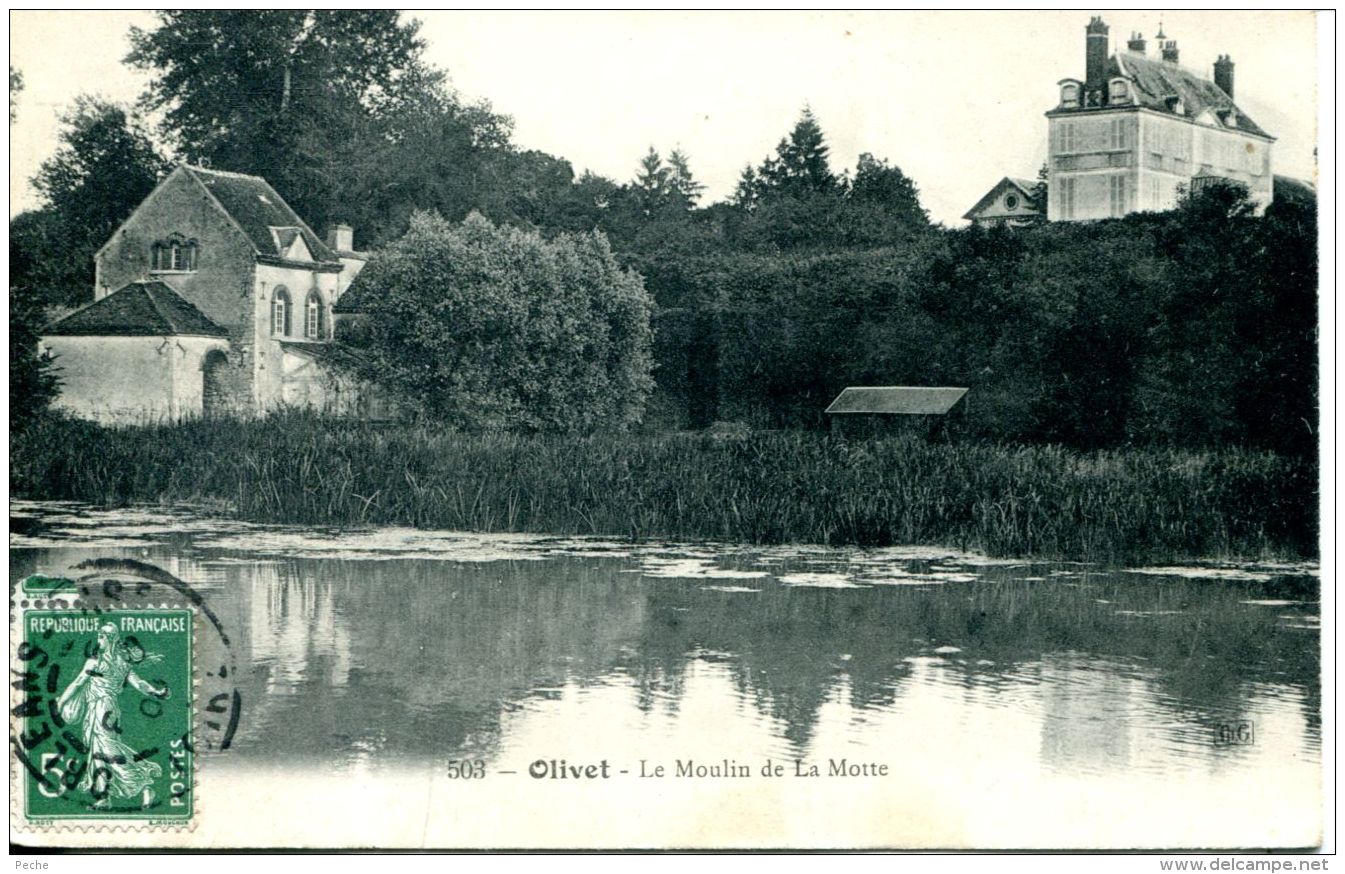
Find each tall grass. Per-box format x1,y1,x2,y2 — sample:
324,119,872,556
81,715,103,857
10,412,1317,563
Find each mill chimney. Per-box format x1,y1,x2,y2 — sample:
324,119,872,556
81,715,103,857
1160,39,1180,64
1214,54,1235,99
1085,16,1111,95
327,224,354,253
1127,32,1146,54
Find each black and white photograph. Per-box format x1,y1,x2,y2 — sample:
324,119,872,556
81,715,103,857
8,9,1329,853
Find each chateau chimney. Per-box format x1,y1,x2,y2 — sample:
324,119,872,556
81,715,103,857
1085,16,1110,93
1160,39,1180,64
1214,54,1235,99
327,224,354,252
1127,32,1146,54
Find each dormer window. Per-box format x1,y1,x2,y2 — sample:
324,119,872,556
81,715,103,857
151,236,198,272
1060,82,1080,108
269,226,313,263
1108,79,1130,104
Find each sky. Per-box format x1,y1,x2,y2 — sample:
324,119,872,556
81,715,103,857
8,10,1321,226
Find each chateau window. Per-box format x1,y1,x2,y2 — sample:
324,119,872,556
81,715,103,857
1059,177,1076,220
1108,80,1130,104
1109,176,1128,217
1057,122,1077,154
1147,176,1162,209
151,238,198,272
272,287,291,337
1109,118,1128,150
1060,83,1080,108
305,292,322,340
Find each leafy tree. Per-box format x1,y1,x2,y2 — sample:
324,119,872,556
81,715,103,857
10,282,60,427
128,11,434,158
341,212,654,431
33,97,168,250
9,66,21,123
127,11,456,233
1027,162,1049,221
544,170,635,241
841,152,932,244
1132,181,1316,455
850,154,925,219
14,97,167,308
1132,182,1257,446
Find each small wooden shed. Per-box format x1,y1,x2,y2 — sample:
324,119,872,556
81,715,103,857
824,386,969,437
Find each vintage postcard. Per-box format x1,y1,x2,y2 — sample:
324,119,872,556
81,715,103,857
8,10,1327,851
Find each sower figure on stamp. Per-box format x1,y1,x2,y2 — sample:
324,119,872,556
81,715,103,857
57,623,171,808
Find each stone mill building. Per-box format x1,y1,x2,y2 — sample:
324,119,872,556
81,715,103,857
41,165,374,423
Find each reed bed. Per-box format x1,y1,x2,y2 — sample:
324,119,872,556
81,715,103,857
10,413,1317,562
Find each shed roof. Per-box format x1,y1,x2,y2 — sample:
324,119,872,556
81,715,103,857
44,281,228,338
825,386,968,416
278,340,368,367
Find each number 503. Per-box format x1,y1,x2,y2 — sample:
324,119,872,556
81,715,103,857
447,760,486,779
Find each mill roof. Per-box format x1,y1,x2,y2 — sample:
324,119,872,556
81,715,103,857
44,281,228,339
182,165,341,264
825,386,969,416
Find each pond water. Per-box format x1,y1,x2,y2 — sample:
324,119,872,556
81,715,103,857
10,501,1321,848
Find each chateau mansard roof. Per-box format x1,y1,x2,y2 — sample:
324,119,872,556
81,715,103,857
181,166,343,266
44,281,228,338
1050,53,1271,141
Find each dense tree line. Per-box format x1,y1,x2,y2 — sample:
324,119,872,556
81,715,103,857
9,12,1317,453
641,182,1317,457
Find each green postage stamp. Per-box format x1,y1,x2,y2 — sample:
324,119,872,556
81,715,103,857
13,605,194,826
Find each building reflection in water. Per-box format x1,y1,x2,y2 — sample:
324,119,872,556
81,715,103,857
8,538,1320,786
247,562,352,695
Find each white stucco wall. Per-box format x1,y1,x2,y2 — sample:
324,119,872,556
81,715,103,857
278,347,363,413
253,263,341,411
42,335,231,425
1049,109,1273,221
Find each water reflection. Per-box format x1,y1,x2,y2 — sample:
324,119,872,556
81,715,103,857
9,503,1320,820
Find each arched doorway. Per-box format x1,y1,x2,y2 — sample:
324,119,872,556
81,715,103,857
202,349,230,418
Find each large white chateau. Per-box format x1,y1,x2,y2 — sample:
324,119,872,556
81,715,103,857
1046,17,1274,221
